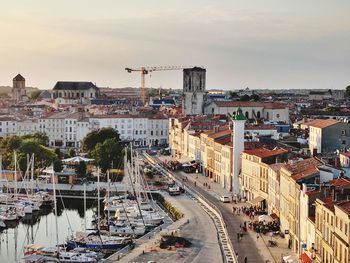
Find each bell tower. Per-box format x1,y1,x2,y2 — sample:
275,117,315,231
12,74,26,102
182,67,206,115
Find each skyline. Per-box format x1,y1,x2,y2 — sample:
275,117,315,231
0,0,350,90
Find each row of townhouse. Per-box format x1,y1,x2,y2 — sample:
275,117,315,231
241,147,350,262
169,114,282,192
169,116,234,191
0,112,169,149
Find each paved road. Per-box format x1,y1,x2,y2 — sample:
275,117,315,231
173,172,266,263
109,192,222,263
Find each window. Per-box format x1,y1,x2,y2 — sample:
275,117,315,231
276,114,280,118
342,140,346,145
342,130,346,136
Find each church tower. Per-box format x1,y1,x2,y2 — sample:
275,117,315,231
232,107,246,195
12,74,26,102
182,67,206,115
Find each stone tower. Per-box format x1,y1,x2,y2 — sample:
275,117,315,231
182,67,206,115
12,74,26,102
232,107,246,195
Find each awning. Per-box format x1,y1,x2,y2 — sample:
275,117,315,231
300,253,312,263
270,213,279,220
248,196,265,205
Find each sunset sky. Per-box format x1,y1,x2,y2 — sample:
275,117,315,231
0,0,349,90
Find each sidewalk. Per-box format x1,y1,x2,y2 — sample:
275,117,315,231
157,154,295,263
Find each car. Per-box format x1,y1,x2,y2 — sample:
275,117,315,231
220,195,231,203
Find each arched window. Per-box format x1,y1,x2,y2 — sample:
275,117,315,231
266,112,269,119
257,111,261,118
245,111,249,119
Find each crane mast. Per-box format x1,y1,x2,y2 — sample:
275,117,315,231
125,66,193,105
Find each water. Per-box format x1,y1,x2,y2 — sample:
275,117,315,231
0,198,97,263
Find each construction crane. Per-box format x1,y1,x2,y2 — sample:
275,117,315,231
125,66,192,105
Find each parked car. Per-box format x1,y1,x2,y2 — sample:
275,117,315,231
220,195,231,203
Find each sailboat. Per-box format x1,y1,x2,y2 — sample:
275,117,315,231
66,167,133,251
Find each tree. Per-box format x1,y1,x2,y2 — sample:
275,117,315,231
53,159,63,172
75,161,87,177
0,134,57,171
346,85,350,97
82,128,120,152
228,91,238,99
30,90,42,100
250,94,260,102
55,148,62,159
68,148,76,157
239,94,250,101
21,132,49,146
91,138,123,173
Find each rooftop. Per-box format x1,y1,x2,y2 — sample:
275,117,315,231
309,119,339,129
243,148,287,158
213,101,287,109
284,158,323,182
13,74,25,81
336,200,350,214
53,81,98,91
329,177,350,188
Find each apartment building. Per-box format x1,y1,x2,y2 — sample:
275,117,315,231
0,116,18,137
240,148,288,208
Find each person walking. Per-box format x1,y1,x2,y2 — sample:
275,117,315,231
244,256,247,263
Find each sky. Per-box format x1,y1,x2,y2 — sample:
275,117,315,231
0,0,349,90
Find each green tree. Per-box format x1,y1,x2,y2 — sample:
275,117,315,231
250,94,260,101
91,138,123,173
53,159,63,172
346,85,350,97
30,90,42,100
75,161,87,177
68,148,76,157
228,91,238,98
54,148,62,159
82,128,120,152
239,94,250,101
21,132,49,146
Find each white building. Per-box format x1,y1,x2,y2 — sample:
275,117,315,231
17,119,39,136
0,116,17,137
204,101,289,123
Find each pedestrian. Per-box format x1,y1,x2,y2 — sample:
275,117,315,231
257,233,259,240
237,233,240,242
244,256,247,263
194,181,196,187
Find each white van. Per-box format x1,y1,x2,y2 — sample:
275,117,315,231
220,195,231,203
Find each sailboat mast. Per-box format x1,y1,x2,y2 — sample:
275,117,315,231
97,167,100,231
52,167,59,257
84,182,86,233
107,170,110,231
14,151,17,196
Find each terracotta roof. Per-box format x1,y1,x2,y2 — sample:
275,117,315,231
284,158,322,182
213,101,287,109
340,152,350,158
243,148,287,158
269,163,285,171
336,200,350,214
329,177,350,188
309,119,339,129
215,136,232,145
305,189,319,197
246,124,277,130
208,129,231,139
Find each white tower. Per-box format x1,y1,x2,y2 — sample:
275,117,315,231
232,107,246,195
182,67,206,115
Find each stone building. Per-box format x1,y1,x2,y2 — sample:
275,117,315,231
12,74,27,102
52,81,99,104
182,67,206,115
